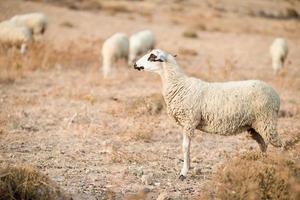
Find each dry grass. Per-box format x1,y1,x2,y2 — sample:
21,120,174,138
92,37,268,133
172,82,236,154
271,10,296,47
201,151,300,200
182,30,198,39
124,93,165,116
194,57,243,82
103,4,130,15
60,21,75,28
29,0,102,11
0,165,71,200
178,47,198,57
109,145,145,164
0,41,98,84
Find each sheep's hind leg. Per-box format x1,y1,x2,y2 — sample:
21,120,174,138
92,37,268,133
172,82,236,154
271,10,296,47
248,128,267,153
179,129,193,181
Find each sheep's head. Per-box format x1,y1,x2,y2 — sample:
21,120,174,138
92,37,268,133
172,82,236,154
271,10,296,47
134,49,176,73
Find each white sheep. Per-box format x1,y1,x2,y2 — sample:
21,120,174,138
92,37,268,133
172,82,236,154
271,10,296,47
270,38,288,74
129,30,155,65
0,20,32,54
10,12,48,36
101,33,129,78
134,49,283,180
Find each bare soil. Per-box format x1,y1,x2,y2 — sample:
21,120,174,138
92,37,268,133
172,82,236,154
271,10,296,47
0,0,300,199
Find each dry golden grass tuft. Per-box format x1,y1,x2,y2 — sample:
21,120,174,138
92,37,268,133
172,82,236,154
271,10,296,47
60,21,75,28
0,165,71,200
178,47,198,57
124,93,165,116
29,0,102,11
201,151,300,200
182,30,198,39
122,120,154,143
102,3,131,16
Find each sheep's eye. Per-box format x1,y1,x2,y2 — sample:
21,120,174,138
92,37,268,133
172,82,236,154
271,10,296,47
147,53,157,61
148,53,164,62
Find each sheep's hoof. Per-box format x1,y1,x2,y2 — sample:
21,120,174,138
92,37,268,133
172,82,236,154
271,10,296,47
179,175,186,181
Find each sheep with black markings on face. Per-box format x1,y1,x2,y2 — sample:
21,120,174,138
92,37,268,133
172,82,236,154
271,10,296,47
134,49,284,180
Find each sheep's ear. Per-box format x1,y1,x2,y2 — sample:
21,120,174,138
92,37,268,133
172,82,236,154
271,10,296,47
157,51,167,62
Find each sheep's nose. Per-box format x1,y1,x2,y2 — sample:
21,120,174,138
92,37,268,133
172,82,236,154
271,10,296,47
133,63,144,71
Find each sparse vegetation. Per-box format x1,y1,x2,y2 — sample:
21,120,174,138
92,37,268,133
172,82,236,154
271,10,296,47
0,41,98,83
124,93,165,116
60,21,75,28
182,30,198,38
0,165,70,200
110,145,145,164
201,152,300,200
178,47,198,56
1,0,300,199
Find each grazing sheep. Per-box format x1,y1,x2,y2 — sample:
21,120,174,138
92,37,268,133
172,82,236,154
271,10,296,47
129,30,155,65
134,49,283,180
10,12,48,36
0,20,32,54
270,38,288,74
101,33,129,78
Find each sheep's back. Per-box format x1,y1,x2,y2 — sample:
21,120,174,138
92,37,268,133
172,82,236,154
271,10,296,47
194,80,280,135
102,33,129,58
270,38,288,59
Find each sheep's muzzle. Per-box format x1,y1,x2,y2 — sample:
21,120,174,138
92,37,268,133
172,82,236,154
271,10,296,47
134,63,144,71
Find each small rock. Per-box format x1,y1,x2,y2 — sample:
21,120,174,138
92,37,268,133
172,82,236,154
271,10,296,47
192,167,202,175
53,175,65,182
192,157,200,163
133,167,144,177
141,173,154,185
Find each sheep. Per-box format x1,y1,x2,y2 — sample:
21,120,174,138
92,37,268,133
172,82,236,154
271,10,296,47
270,38,288,74
101,33,129,78
0,20,32,54
9,12,48,37
128,30,155,65
134,49,283,180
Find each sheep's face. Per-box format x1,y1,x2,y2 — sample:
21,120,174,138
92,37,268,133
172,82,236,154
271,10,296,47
134,49,166,73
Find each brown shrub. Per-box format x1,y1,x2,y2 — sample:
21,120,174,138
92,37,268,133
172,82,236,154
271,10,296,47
178,47,198,56
60,21,75,28
28,0,102,11
102,4,130,15
0,165,71,200
124,93,165,116
201,152,300,200
182,30,198,39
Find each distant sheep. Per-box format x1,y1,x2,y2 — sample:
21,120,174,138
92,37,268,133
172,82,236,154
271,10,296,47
134,49,283,180
10,12,48,37
270,38,288,74
0,20,32,54
101,33,129,78
129,30,155,65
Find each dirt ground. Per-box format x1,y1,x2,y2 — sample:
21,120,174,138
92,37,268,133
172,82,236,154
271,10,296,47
0,0,300,199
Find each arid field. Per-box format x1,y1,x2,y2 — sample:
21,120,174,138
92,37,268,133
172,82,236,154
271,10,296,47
0,0,300,199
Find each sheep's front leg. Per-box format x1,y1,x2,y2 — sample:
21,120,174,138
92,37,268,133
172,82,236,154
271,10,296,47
179,129,192,180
